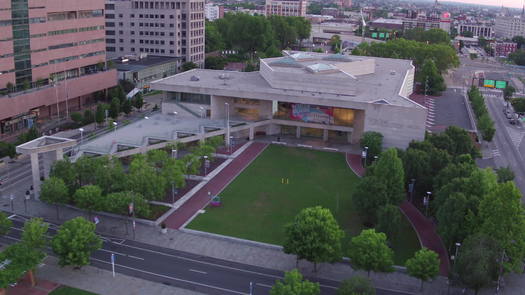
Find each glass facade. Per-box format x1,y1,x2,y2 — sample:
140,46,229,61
167,91,210,105
11,0,32,87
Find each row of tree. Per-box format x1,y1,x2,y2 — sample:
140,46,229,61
41,139,222,219
468,86,495,142
282,206,440,291
206,14,311,57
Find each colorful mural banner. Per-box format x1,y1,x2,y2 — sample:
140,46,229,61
291,104,334,124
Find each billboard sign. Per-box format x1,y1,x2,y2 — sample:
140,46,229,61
495,80,507,89
483,79,495,88
291,104,334,125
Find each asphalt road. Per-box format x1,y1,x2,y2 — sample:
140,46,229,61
1,213,412,295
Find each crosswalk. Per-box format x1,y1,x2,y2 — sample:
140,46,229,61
425,97,436,131
506,126,525,148
492,149,501,158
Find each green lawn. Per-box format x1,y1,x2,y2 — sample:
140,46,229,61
50,286,98,295
187,145,420,265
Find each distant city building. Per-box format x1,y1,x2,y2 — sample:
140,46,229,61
491,42,518,57
265,0,307,17
114,54,181,89
401,11,451,33
457,23,494,38
337,0,352,9
369,18,404,31
205,3,224,21
495,16,525,39
105,0,205,67
0,0,117,137
321,8,340,18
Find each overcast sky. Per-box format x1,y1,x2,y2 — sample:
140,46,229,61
447,0,522,8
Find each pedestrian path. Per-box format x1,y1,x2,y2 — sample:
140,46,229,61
7,275,59,295
345,153,365,177
399,201,450,276
163,142,269,229
506,126,525,149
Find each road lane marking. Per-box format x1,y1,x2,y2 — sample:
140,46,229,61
91,258,246,295
98,248,144,261
189,269,207,274
255,283,272,288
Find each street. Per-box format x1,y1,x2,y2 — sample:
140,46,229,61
1,213,412,295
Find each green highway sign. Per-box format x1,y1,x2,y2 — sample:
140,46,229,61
483,79,495,88
379,33,385,38
371,32,378,38
495,80,507,89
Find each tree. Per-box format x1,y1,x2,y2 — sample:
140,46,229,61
104,191,151,218
70,112,83,125
95,103,106,126
436,192,469,250
455,234,499,295
478,113,495,142
132,93,144,110
121,98,132,115
509,50,525,66
360,131,383,164
352,176,388,222
0,141,16,158
418,59,446,96
478,182,525,273
496,167,515,183
329,35,342,52
205,56,228,70
461,31,473,37
512,35,525,49
182,62,199,72
52,217,102,268
348,229,394,277
21,218,48,251
127,154,167,201
337,276,375,295
74,185,104,219
40,177,70,219
109,97,120,119
503,85,516,101
376,205,402,239
371,148,405,205
405,248,440,290
270,269,320,295
403,28,450,44
0,243,45,290
205,21,224,53
50,158,78,195
82,109,94,125
0,212,12,236
283,206,344,271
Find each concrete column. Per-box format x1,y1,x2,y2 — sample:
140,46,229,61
323,129,328,141
351,110,365,144
200,125,206,143
249,127,255,140
225,126,231,147
296,126,301,139
30,153,41,200
347,131,352,143
42,151,57,179
56,148,63,161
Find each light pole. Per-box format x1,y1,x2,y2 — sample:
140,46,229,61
171,182,178,204
78,128,84,145
203,155,209,175
24,190,30,213
225,102,230,152
171,149,177,159
361,146,368,166
9,194,14,212
199,106,205,118
144,116,149,120
229,136,234,154
424,191,431,216
454,242,461,260
249,282,253,295
409,178,416,202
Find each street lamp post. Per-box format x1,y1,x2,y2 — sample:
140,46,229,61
361,146,368,166
171,149,177,159
203,155,209,175
424,191,431,216
229,136,234,154
9,194,14,212
225,102,230,152
78,128,84,145
199,106,205,118
113,121,118,132
409,179,416,202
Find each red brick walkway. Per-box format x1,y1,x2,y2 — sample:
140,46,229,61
8,275,60,295
163,142,269,229
345,153,365,177
400,201,450,276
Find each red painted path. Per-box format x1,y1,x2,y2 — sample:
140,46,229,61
346,151,449,275
163,142,268,229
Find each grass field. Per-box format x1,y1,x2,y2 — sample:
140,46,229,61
49,286,98,295
187,145,420,265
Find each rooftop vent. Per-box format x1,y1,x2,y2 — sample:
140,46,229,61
218,73,231,85
268,57,303,68
390,70,396,75
323,54,352,62
289,52,315,61
190,75,200,81
305,63,338,74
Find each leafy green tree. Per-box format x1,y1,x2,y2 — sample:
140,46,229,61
127,154,167,200
403,28,450,44
109,97,120,119
0,212,12,236
270,269,320,295
95,103,106,126
205,56,228,70
478,182,525,273
205,21,225,53
146,149,169,169
269,15,298,49
405,248,440,290
348,229,394,277
132,93,144,110
0,243,45,290
371,148,405,205
418,59,446,95
104,191,151,218
122,98,132,115
512,35,525,49
0,141,16,158
70,112,83,124
40,177,70,219
283,206,344,271
50,158,78,195
74,185,104,218
93,156,126,194
182,62,199,72
376,205,402,239
337,276,375,295
360,131,383,164
503,85,516,101
509,50,525,66
330,35,342,52
52,217,102,268
162,158,186,191
478,114,495,142
496,167,515,183
352,176,388,222
455,234,499,295
436,192,469,250
82,109,94,125
21,218,49,250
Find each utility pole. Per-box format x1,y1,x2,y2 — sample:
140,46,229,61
425,76,429,97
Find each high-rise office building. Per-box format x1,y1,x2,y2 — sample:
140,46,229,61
0,0,117,137
265,0,307,17
495,16,525,39
105,0,205,66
